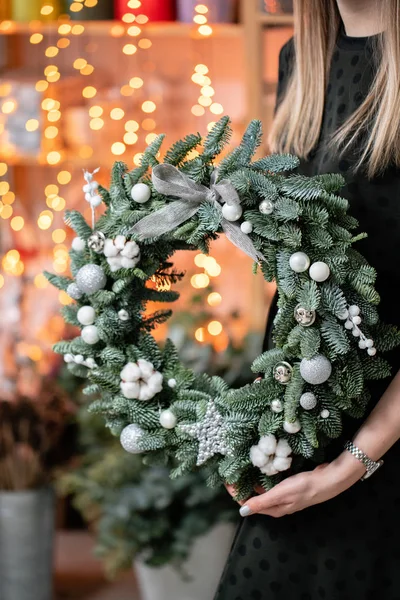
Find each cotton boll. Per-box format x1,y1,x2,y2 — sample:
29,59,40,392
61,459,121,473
138,384,154,401
120,362,141,382
115,235,126,250
258,434,277,456
121,241,140,259
103,239,119,258
273,456,292,472
137,359,155,378
148,371,163,392
260,459,279,476
120,381,140,399
121,256,139,269
275,438,292,458
250,445,269,468
107,257,123,272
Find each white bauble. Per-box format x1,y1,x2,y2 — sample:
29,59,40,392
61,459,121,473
240,221,253,234
358,339,367,349
118,309,130,321
83,181,98,193
72,237,86,252
131,183,151,204
221,203,243,222
348,305,360,317
275,438,292,458
159,409,177,430
258,434,277,456
299,392,317,410
283,420,301,434
76,264,107,295
85,192,92,202
121,362,141,382
344,320,353,330
77,305,96,326
67,283,83,300
168,378,177,388
81,325,100,345
64,353,74,363
103,239,119,258
85,358,96,369
74,354,85,364
338,309,349,321
120,381,140,399
273,456,292,472
320,409,330,419
120,424,144,454
368,347,377,356
89,195,102,208
352,316,362,325
300,354,332,385
250,445,269,468
309,261,330,282
259,199,274,215
365,339,374,348
271,399,283,413
352,328,361,337
260,459,279,476
289,252,310,273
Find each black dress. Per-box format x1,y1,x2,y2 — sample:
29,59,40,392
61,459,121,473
215,28,400,600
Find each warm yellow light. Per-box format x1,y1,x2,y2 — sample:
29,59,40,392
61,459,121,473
45,46,59,57
85,0,98,7
110,108,125,120
42,98,57,110
195,327,206,343
59,290,73,305
128,25,141,36
191,105,205,117
0,204,12,219
30,33,43,44
139,38,152,49
198,25,213,36
195,63,209,75
80,64,94,75
73,58,87,70
79,145,93,158
82,86,97,99
128,0,141,7
34,273,49,288
38,212,53,230
57,170,71,185
111,142,126,156
202,75,212,86
52,229,67,243
144,133,158,145
36,80,49,92
44,65,58,76
208,292,222,307
90,117,104,130
121,85,134,96
28,345,43,361
122,12,135,23
194,15,207,24
69,2,83,12
204,258,221,277
45,183,58,195
191,273,210,289
194,253,207,267
125,120,139,132
124,132,138,145
71,24,85,35
133,152,143,166
47,72,61,83
0,163,7,176
142,100,156,113
5,249,20,265
0,274,4,289
0,181,10,195
192,73,205,85
89,105,103,118
0,83,11,96
123,44,137,55
129,76,144,89
195,4,209,13
208,320,222,336
44,126,58,139
57,38,70,49
110,24,125,37
47,151,61,165
136,14,149,24
2,100,17,114
2,191,15,205
10,216,24,231
207,121,216,132
142,118,156,131
201,85,215,97
52,196,66,211
210,103,224,115
40,2,53,13
25,118,39,132
54,261,68,273
199,96,212,107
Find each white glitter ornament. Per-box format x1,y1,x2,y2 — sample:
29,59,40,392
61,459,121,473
76,264,107,295
289,252,310,273
259,199,274,215
131,183,151,204
159,409,177,430
67,283,83,300
118,309,130,321
72,237,86,252
81,325,100,345
300,392,318,410
283,420,301,434
180,401,229,466
320,409,330,419
168,378,177,388
120,424,144,454
300,354,332,385
271,399,283,413
240,221,253,234
77,305,96,326
221,203,243,222
309,261,330,282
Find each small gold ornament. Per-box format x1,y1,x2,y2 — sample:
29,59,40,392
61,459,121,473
274,362,293,385
294,304,316,327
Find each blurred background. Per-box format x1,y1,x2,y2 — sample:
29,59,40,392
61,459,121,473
0,1,292,598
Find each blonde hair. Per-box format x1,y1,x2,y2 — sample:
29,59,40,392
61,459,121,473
268,0,400,178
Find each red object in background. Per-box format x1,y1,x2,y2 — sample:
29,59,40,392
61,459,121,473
115,0,176,21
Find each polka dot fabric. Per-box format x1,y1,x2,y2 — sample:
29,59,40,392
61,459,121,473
215,28,400,600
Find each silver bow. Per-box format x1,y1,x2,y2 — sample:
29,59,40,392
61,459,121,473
129,164,264,263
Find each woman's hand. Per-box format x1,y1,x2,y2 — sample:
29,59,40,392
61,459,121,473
226,451,366,518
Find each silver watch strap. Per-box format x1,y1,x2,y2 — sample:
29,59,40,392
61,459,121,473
344,440,384,480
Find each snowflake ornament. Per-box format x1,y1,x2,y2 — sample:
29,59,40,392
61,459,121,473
103,235,141,272
180,401,230,466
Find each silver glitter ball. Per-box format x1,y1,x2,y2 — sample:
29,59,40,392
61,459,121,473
274,361,293,385
294,304,316,327
87,231,106,253
76,264,107,295
300,354,332,385
120,424,144,454
67,282,83,300
299,392,318,410
259,199,274,215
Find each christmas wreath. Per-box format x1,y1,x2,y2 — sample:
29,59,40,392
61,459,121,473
47,118,400,500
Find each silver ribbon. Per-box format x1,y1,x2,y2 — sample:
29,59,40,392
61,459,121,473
129,164,264,263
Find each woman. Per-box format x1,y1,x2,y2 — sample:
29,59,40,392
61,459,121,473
215,1,400,598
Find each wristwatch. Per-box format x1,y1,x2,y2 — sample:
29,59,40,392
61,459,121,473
344,440,384,481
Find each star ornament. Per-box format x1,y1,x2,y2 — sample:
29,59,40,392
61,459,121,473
180,401,230,466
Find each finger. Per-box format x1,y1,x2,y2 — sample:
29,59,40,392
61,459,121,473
258,505,290,518
254,485,266,495
224,484,236,498
239,493,282,517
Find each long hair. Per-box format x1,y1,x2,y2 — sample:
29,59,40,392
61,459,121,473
268,0,400,178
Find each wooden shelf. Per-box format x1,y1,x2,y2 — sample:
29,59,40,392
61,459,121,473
259,14,294,26
0,20,241,38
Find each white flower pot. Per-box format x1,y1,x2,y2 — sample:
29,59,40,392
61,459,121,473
134,523,236,600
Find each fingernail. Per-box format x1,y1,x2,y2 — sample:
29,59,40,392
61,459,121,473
239,505,251,517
